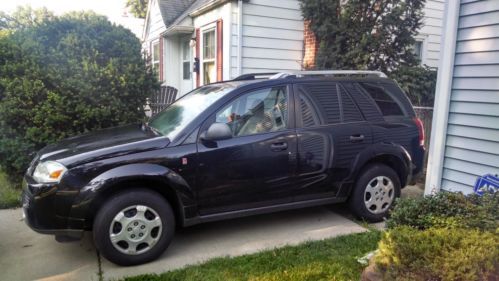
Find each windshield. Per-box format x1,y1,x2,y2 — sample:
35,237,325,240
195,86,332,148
148,83,236,139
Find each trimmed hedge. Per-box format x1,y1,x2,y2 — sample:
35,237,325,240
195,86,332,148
376,226,499,281
386,192,499,231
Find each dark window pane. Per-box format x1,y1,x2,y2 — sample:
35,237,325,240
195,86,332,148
299,93,320,127
216,87,288,136
339,87,363,122
360,83,404,116
183,62,190,80
300,83,340,124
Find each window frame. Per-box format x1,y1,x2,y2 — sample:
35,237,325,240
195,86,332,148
151,39,160,81
200,24,217,85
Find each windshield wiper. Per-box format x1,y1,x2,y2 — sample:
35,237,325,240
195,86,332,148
142,122,162,136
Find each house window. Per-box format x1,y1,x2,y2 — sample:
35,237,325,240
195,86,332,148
182,40,191,80
202,28,216,85
413,41,423,61
152,41,160,80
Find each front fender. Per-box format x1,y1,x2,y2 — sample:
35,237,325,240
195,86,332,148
68,163,194,226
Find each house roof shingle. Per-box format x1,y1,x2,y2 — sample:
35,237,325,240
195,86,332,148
159,0,217,27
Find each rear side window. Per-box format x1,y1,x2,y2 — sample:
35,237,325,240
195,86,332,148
299,83,341,124
360,83,404,116
299,92,320,127
339,86,363,122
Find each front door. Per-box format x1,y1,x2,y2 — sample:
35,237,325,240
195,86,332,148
180,38,193,95
196,85,297,215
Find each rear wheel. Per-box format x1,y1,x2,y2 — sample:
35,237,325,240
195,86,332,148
349,164,401,222
93,189,175,266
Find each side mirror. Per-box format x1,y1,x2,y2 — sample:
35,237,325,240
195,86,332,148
201,123,232,141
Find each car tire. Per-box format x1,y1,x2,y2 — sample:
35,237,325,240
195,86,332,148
348,164,401,222
93,189,175,266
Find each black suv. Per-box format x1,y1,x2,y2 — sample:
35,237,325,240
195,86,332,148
23,71,424,265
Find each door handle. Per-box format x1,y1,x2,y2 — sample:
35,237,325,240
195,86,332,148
349,134,365,142
270,142,288,151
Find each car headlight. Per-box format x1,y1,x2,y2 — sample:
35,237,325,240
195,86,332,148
33,161,67,183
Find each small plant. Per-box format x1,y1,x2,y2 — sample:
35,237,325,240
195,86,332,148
375,226,499,281
386,192,499,231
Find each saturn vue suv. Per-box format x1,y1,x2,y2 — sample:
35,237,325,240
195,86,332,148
22,70,425,265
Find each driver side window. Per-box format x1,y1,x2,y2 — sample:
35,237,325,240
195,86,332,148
216,86,288,137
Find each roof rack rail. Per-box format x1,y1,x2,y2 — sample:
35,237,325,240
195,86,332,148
270,70,387,79
233,72,279,81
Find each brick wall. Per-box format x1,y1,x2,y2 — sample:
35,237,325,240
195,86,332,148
303,20,319,70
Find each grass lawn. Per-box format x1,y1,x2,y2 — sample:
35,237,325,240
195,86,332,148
124,230,381,281
0,169,21,209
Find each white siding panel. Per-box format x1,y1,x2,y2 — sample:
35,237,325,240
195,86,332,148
447,124,499,142
454,52,499,65
242,57,301,70
452,78,499,91
442,168,479,188
248,0,301,10
449,101,499,116
454,65,499,77
239,0,303,74
446,135,499,154
242,36,302,51
450,89,499,103
445,147,499,167
459,11,499,28
456,38,499,53
243,14,303,31
441,179,475,194
243,47,302,60
458,25,499,41
243,3,302,20
460,0,499,16
448,113,499,130
444,158,498,178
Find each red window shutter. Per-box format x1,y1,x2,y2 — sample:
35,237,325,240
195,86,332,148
159,37,164,81
216,19,223,82
195,28,200,87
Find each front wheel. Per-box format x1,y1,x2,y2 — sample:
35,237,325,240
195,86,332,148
93,189,175,266
348,164,401,222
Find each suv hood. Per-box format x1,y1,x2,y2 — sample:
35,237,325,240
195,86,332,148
35,124,169,168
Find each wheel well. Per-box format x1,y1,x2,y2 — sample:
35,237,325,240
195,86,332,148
86,179,183,229
361,155,408,187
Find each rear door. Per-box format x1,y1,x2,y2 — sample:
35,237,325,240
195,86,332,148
293,82,372,201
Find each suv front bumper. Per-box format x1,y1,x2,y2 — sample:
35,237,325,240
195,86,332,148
22,177,84,239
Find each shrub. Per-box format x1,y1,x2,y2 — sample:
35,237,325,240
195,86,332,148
375,226,499,281
386,192,499,231
0,9,158,177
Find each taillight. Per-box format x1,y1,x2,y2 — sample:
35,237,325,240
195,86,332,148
414,117,425,147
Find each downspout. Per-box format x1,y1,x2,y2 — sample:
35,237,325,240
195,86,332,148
237,0,243,76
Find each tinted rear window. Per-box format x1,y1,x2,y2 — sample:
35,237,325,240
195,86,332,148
360,83,404,116
299,83,341,124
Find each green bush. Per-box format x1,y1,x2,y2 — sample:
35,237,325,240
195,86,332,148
0,9,158,177
386,192,499,231
375,226,499,281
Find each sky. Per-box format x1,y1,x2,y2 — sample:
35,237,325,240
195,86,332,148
0,0,145,38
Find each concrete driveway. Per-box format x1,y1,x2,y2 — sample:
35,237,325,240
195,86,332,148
0,205,367,281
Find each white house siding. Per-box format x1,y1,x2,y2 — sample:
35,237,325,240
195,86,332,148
438,0,499,194
419,0,444,68
230,0,304,78
144,0,167,42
